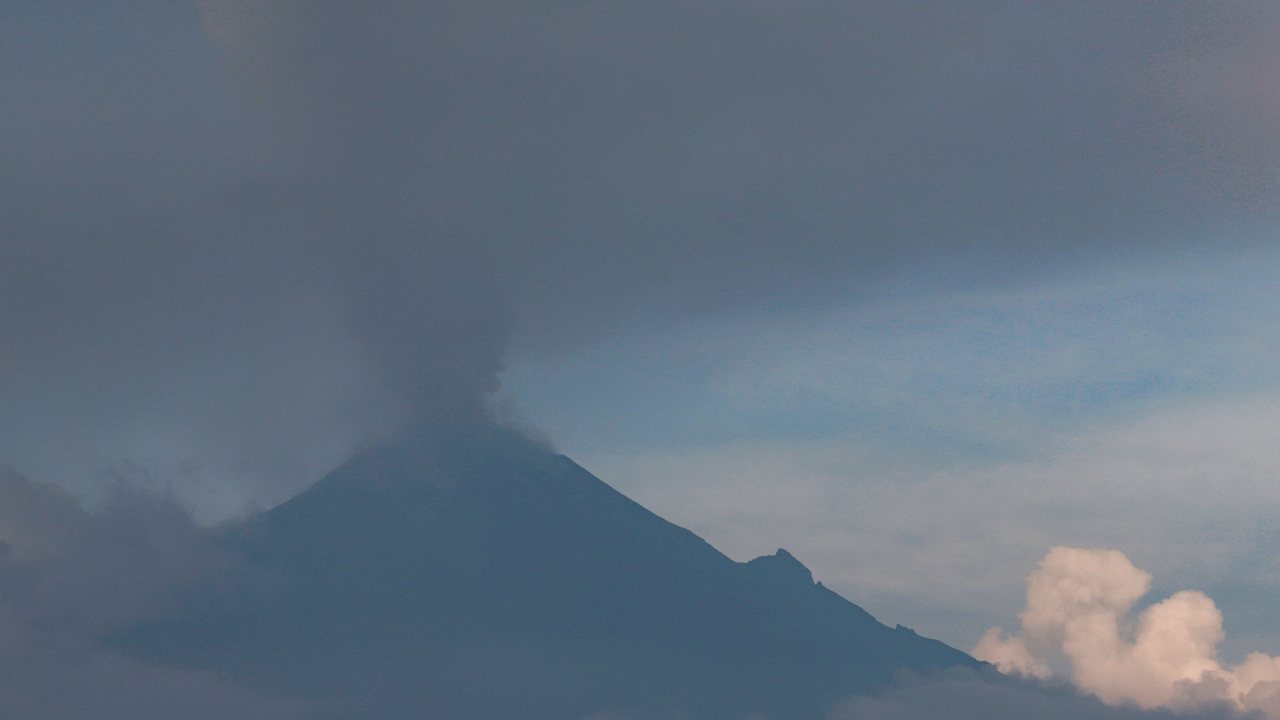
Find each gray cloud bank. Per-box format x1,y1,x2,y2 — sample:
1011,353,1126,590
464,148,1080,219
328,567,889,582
0,466,313,718
4,2,1279,510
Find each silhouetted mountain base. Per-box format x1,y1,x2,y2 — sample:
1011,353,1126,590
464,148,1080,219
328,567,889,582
124,428,976,719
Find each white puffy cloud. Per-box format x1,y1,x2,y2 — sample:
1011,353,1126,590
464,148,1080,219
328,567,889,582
974,546,1280,715
973,628,1050,679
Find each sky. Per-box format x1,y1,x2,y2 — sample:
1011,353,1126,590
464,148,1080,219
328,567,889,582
3,2,1280,716
504,248,1280,657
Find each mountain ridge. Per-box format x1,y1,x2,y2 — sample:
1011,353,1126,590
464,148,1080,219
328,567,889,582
123,430,979,718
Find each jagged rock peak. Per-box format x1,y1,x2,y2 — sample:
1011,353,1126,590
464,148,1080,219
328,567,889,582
746,547,815,587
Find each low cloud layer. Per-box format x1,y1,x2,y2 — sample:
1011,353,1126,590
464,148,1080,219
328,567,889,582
0,466,312,718
975,547,1280,716
831,669,1245,720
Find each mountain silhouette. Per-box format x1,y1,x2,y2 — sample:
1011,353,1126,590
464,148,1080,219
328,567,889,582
123,427,977,719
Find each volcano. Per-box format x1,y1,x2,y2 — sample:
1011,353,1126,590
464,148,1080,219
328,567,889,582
125,428,977,718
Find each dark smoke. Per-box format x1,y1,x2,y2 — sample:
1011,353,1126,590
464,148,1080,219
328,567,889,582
4,2,1278,506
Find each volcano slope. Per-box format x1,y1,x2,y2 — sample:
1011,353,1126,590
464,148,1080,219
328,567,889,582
123,429,977,719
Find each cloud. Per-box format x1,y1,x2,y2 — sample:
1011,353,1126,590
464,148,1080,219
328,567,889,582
973,629,1050,679
974,547,1280,716
831,668,1245,720
5,2,1280,514
6,6,1280,709
0,653,315,720
0,466,312,718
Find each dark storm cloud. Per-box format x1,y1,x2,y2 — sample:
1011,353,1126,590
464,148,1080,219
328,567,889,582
207,0,1280,325
3,2,1278,501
